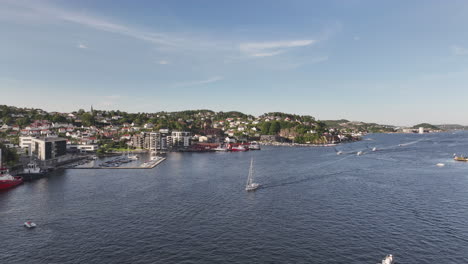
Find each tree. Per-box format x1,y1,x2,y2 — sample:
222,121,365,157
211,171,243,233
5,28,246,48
0,143,19,167
269,121,281,135
16,117,31,127
52,115,67,123
261,122,271,134
81,113,95,127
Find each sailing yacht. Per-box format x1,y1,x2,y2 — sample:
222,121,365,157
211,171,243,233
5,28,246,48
245,158,260,191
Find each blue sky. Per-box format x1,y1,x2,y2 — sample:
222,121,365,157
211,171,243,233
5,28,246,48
1,0,468,125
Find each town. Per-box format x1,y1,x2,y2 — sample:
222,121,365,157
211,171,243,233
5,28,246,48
0,104,432,173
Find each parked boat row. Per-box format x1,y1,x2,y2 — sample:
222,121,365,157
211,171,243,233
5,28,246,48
214,141,261,152
98,156,138,168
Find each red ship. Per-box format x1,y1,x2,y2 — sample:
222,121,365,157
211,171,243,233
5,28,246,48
0,171,23,190
0,149,23,190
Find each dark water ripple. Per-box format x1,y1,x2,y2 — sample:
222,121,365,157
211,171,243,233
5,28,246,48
1,132,468,263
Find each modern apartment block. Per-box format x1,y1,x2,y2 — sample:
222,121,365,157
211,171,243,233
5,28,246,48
31,137,67,161
129,130,191,150
19,136,35,151
171,131,191,148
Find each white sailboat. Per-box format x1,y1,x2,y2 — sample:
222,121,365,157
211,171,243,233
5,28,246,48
245,158,260,191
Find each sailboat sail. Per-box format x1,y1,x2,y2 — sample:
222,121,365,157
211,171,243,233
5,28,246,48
245,157,259,191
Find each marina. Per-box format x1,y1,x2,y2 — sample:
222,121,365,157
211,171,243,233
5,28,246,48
68,157,166,169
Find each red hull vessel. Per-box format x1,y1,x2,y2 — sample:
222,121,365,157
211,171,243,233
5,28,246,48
0,148,23,190
0,176,23,190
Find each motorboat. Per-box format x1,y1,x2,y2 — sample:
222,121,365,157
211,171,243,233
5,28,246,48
17,162,46,181
454,156,468,162
372,147,377,152
249,141,261,150
24,221,37,228
231,145,248,152
214,144,228,151
436,163,445,167
336,151,343,155
381,254,394,264
357,151,363,156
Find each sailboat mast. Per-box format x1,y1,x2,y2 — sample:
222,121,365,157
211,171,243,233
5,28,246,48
247,157,253,185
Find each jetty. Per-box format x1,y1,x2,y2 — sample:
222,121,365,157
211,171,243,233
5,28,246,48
66,157,166,169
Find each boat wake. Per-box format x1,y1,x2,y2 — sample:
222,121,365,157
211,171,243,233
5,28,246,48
261,169,358,189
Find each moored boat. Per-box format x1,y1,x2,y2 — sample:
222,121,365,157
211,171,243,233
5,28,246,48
231,145,248,152
16,162,46,181
0,149,23,190
214,144,228,152
249,141,261,150
0,173,23,190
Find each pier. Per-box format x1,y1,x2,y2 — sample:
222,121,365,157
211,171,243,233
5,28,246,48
66,157,166,169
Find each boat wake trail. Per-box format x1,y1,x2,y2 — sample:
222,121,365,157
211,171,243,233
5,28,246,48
261,169,359,189
261,155,355,189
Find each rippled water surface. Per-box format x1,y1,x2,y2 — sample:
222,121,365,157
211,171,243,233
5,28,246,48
1,133,468,263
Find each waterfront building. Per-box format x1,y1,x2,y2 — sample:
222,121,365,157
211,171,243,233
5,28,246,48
67,144,99,152
31,137,67,161
171,131,191,148
19,136,35,151
130,133,146,149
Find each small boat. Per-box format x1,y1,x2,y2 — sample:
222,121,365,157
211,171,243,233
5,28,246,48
454,156,468,162
357,151,363,156
249,141,261,150
24,221,36,228
436,163,445,167
336,151,343,155
231,145,248,152
381,254,394,264
245,158,260,191
372,147,377,152
214,144,228,152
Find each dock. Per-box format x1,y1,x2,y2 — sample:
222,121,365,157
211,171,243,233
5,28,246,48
67,157,166,169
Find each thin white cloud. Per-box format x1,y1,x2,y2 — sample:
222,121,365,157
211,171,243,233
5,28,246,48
251,50,284,57
174,76,224,88
451,45,468,56
240,39,316,58
1,0,327,67
1,0,182,47
77,43,88,49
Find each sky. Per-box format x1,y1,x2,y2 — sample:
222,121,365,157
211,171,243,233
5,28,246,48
1,0,468,126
